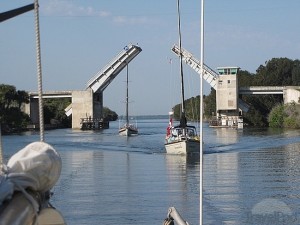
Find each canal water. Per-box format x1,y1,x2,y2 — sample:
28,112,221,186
2,118,300,225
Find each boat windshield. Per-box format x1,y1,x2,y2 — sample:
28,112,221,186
171,126,197,137
186,127,196,137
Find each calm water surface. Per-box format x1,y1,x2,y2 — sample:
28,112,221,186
2,118,300,225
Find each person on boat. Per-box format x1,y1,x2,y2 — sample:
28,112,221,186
165,116,173,139
166,126,171,137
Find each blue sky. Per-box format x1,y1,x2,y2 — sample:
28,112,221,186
1,0,300,116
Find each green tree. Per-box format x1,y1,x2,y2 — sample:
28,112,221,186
172,96,201,121
268,102,300,128
239,58,299,126
238,70,255,87
0,84,16,111
185,96,200,121
16,90,29,109
255,58,294,86
0,84,31,132
43,98,72,127
292,60,300,85
268,104,284,128
203,89,216,119
283,102,300,128
102,107,118,121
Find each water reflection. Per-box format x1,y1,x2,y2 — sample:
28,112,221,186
2,121,300,225
203,140,300,224
164,154,200,224
215,128,239,144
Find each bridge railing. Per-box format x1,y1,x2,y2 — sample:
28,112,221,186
239,86,284,94
171,44,218,89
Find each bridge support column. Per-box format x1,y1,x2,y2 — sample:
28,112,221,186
93,92,103,119
283,86,300,104
71,89,104,129
72,90,94,129
24,98,39,125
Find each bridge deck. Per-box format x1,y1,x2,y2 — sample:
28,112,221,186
29,91,73,98
239,86,284,95
86,44,142,93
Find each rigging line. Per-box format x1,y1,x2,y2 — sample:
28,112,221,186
185,68,196,122
167,57,176,111
34,0,45,142
177,0,185,119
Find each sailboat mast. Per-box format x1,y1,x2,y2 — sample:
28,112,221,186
126,64,129,125
200,0,204,224
177,0,186,127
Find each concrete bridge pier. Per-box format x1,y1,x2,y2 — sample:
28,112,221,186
71,89,103,129
283,87,300,104
25,89,104,129
24,98,39,126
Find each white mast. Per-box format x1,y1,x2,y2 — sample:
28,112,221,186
200,0,205,224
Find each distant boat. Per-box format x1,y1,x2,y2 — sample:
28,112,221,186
119,65,138,136
164,0,200,155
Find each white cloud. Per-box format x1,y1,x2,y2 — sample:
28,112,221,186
40,1,110,17
40,1,152,25
113,16,150,25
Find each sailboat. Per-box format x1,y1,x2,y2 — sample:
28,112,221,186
165,0,204,223
164,0,200,155
119,65,138,136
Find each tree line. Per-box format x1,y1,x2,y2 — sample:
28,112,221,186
0,84,118,133
0,84,30,133
173,57,300,128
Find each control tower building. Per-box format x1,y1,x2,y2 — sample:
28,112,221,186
215,67,243,128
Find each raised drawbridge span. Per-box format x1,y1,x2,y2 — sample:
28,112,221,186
171,45,300,128
172,44,218,89
64,44,142,121
171,44,250,112
26,44,142,129
86,44,142,93
171,45,286,96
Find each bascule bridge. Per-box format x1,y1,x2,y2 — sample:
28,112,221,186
26,44,142,129
172,45,300,128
